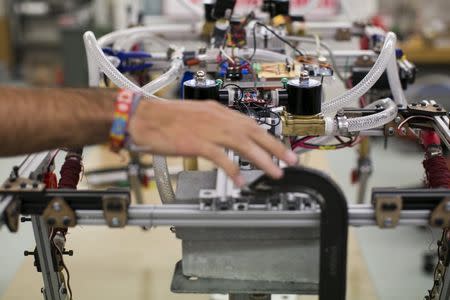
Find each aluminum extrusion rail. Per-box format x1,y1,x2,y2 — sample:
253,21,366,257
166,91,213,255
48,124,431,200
75,204,430,227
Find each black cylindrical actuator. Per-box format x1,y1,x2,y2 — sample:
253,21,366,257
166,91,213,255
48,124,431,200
183,71,219,100
286,73,322,115
273,0,290,17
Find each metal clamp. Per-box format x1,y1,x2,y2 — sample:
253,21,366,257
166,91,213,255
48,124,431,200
336,111,349,136
4,198,21,232
407,101,447,116
429,197,450,228
102,195,129,228
374,196,402,228
42,198,77,228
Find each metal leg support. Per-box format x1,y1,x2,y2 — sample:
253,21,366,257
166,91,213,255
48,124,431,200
31,216,66,300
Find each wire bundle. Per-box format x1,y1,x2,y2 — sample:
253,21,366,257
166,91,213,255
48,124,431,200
423,156,450,188
224,84,281,127
58,155,83,189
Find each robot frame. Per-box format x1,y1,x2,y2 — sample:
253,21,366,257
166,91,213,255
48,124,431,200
1,1,450,300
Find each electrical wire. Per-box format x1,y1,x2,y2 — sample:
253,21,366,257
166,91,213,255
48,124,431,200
396,115,435,136
249,22,306,62
291,136,359,150
285,35,347,83
256,22,306,56
220,46,234,63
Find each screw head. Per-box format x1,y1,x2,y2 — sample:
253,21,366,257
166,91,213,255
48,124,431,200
62,216,71,226
435,218,444,227
47,217,56,226
52,202,61,212
388,127,394,135
394,116,401,124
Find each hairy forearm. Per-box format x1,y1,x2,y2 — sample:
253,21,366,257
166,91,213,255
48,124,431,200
0,86,116,156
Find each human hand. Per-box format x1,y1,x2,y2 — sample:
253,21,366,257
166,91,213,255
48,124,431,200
128,99,298,187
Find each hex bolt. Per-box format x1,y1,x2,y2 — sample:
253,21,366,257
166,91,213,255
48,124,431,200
47,217,56,226
435,218,444,227
111,217,120,227
394,116,401,124
62,216,71,227
20,217,32,223
52,202,61,212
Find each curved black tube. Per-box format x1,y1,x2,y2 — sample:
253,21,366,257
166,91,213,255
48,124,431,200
249,166,348,300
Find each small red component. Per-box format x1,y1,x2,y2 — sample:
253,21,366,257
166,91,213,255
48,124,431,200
421,130,441,149
43,172,58,188
351,169,359,184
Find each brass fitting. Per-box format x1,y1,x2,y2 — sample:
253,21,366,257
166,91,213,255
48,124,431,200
281,110,326,136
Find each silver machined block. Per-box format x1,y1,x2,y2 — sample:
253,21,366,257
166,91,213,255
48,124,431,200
175,171,320,287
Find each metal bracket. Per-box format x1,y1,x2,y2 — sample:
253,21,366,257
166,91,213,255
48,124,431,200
374,196,402,228
199,188,244,211
429,198,450,227
334,28,352,41
0,177,45,193
407,102,447,117
1,177,46,232
4,198,21,232
42,198,77,228
102,196,128,227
